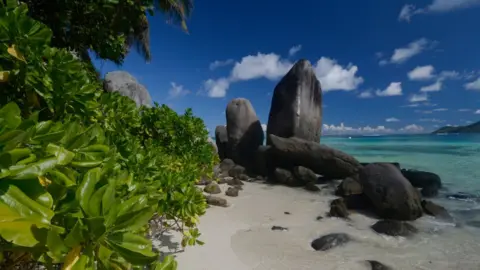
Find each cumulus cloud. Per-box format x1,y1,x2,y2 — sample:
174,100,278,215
386,117,400,122
358,90,373,98
209,59,235,70
399,0,480,21
464,78,480,90
409,93,429,102
204,78,230,98
376,82,403,97
408,65,435,80
322,123,394,135
400,124,425,133
288,45,302,56
313,57,364,91
168,82,190,99
205,52,364,97
420,80,442,92
388,38,430,64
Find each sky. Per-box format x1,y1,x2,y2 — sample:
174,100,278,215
93,0,480,136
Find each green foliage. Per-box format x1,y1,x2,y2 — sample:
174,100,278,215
0,2,217,269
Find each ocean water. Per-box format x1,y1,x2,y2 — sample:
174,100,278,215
322,134,480,226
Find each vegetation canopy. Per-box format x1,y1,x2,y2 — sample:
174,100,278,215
0,1,216,269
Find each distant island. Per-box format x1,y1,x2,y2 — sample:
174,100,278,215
432,120,480,134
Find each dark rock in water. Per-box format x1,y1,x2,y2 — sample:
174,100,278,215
401,169,441,196
329,198,349,218
219,159,235,174
225,187,239,197
344,194,372,210
206,196,228,207
421,186,439,197
254,145,271,176
311,233,350,251
238,174,249,181
103,71,152,107
204,183,221,194
359,163,423,221
273,168,301,187
361,162,400,170
293,166,317,185
421,200,452,220
446,192,478,201
229,165,246,178
215,125,229,160
371,220,418,237
266,59,322,145
271,225,289,231
305,182,320,192
226,98,264,168
336,176,363,197
268,135,361,179
366,260,393,270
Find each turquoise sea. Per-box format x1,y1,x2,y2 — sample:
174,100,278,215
322,134,480,225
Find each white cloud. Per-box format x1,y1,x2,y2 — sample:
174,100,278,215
464,78,480,90
261,124,267,132
400,124,425,133
390,38,430,64
231,53,292,81
322,123,394,135
433,108,448,111
358,90,373,98
205,52,364,97
408,65,435,80
415,110,433,114
378,59,389,66
288,45,302,56
476,109,480,114
168,82,190,99
376,82,403,97
313,57,364,91
409,93,429,102
419,118,445,123
420,80,442,92
439,70,460,79
458,108,471,112
209,59,234,70
386,117,400,122
204,78,230,98
399,0,480,21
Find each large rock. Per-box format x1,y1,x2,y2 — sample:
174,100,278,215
253,145,271,176
215,125,228,160
273,168,300,187
266,60,322,144
293,166,317,185
226,98,264,168
268,135,361,179
401,169,442,197
371,220,418,237
421,200,452,220
359,163,423,221
103,71,152,107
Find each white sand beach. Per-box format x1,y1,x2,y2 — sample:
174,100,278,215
160,181,480,270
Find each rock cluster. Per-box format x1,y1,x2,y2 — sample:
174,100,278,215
103,71,152,107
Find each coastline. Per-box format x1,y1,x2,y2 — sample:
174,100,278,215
158,180,480,270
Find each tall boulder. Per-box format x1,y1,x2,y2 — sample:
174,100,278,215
103,71,152,107
215,125,228,160
226,98,264,168
359,163,423,221
268,135,361,179
267,59,322,145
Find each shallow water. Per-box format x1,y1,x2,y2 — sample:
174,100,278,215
322,134,480,226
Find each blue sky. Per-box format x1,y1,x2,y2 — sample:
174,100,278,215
93,0,480,135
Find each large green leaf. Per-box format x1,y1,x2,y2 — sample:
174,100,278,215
76,168,101,216
46,143,75,165
153,255,178,270
0,102,21,133
106,232,158,265
112,206,155,232
8,157,58,179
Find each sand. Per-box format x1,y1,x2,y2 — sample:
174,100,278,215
157,181,480,270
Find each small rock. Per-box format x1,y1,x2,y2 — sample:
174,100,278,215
335,177,363,197
233,185,243,190
204,183,221,194
316,215,324,221
196,177,212,185
225,187,239,197
305,182,320,192
329,198,349,218
226,177,244,186
220,159,235,173
238,174,249,181
229,165,246,178
284,211,291,215
366,260,393,270
256,175,264,181
371,220,418,237
293,166,318,185
421,200,452,220
311,233,350,251
344,194,372,210
218,177,228,184
271,225,288,231
274,167,301,186
206,196,228,207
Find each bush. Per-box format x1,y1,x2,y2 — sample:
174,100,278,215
0,2,216,269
